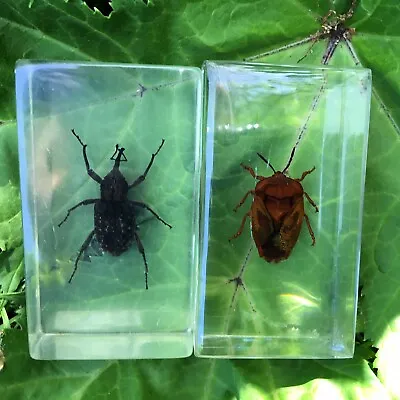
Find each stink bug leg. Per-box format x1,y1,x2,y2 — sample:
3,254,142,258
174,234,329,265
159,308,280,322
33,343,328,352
303,213,316,246
233,190,255,213
304,191,319,213
228,211,251,242
296,166,316,182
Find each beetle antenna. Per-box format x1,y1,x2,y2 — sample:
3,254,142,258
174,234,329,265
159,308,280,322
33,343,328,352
110,144,118,160
257,153,276,173
282,147,296,173
110,144,127,168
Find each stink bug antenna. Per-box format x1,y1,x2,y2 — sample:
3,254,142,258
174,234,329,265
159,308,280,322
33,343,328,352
282,147,296,174
110,144,127,167
257,153,276,173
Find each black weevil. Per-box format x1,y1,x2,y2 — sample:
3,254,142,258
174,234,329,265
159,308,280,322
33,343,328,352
58,129,172,289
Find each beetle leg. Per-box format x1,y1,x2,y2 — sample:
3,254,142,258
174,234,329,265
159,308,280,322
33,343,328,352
68,229,95,283
58,199,98,227
240,164,265,181
304,191,319,213
233,190,255,212
129,139,165,189
134,232,149,290
71,129,102,184
296,166,316,182
131,201,172,229
83,146,103,184
303,213,316,246
229,211,251,242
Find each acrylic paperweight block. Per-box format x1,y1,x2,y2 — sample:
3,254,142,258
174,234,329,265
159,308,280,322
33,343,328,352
16,60,202,360
195,61,372,358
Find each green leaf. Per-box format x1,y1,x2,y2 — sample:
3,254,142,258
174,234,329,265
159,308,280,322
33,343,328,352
0,120,23,330
0,182,22,253
0,329,390,399
0,0,399,398
83,0,113,16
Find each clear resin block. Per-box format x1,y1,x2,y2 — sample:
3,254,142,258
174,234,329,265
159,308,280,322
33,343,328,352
16,61,202,360
195,61,372,358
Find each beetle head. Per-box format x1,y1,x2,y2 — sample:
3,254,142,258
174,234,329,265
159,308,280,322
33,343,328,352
110,144,127,168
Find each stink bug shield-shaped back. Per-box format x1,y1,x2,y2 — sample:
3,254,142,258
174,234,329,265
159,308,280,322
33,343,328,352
58,129,172,289
229,147,319,262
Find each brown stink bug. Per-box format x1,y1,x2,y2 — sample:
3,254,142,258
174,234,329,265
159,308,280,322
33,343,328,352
229,147,319,262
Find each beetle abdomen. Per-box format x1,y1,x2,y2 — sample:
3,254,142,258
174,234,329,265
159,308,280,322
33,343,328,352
94,201,135,256
261,233,291,262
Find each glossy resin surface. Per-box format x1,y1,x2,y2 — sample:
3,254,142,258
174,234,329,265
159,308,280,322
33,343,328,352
196,61,371,358
16,61,202,360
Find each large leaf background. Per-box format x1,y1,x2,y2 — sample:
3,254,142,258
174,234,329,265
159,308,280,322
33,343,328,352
0,0,399,398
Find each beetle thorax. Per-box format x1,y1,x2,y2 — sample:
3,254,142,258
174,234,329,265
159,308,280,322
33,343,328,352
256,171,303,199
101,168,129,201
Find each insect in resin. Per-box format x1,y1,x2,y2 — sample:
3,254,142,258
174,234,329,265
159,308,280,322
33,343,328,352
58,129,172,289
229,147,319,262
